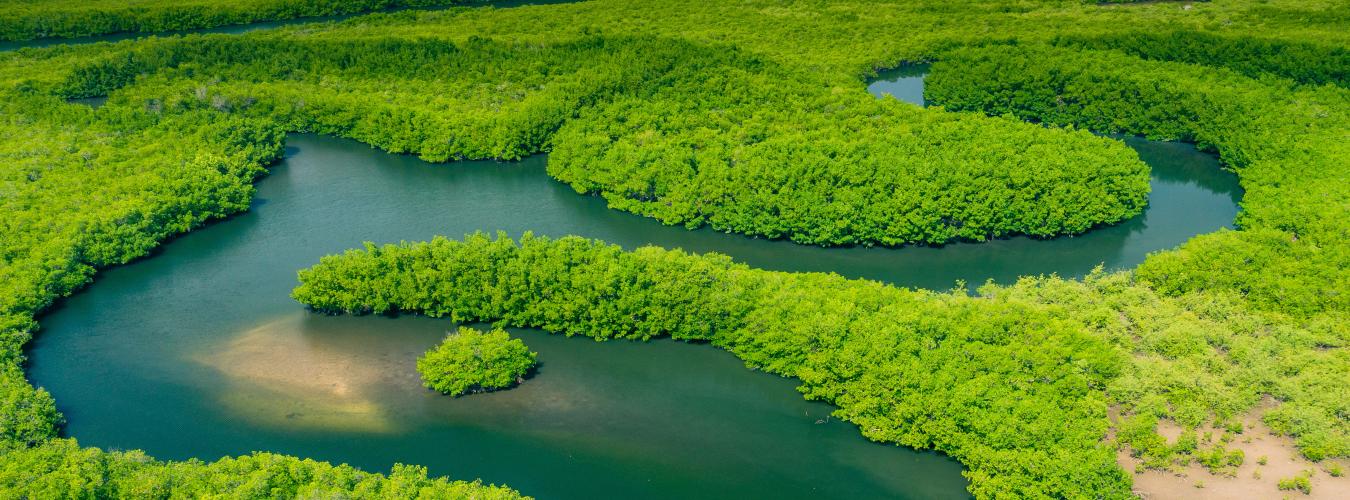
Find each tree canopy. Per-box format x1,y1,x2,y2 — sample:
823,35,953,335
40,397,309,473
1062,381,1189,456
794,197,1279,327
418,327,537,397
1,0,1346,497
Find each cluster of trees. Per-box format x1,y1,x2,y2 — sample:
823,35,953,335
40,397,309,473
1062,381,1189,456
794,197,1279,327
2,0,1347,497
0,0,463,42
548,54,1148,246
0,94,282,353
926,44,1349,462
1051,30,1350,87
0,92,521,498
418,327,536,396
56,35,705,161
295,233,1135,498
0,439,524,498
49,31,1151,246
0,94,282,447
927,43,1350,318
294,230,1348,496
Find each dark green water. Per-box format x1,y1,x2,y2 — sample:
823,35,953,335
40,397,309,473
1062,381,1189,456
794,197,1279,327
29,70,1240,499
30,134,971,499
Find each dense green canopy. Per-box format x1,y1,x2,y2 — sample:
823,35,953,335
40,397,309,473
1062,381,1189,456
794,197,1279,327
293,231,1346,497
0,0,1346,497
418,327,537,396
0,0,465,42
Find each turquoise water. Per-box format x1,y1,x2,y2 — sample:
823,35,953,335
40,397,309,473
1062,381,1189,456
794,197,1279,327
28,67,1239,499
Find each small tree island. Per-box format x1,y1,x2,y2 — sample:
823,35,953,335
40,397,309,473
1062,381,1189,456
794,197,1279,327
418,327,537,397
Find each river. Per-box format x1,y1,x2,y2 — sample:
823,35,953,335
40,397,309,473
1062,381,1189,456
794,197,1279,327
27,67,1239,498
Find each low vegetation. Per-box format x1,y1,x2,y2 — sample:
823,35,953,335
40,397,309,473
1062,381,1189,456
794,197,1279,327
928,44,1349,462
295,233,1136,497
1277,471,1313,494
40,32,1152,246
418,327,536,396
0,439,525,498
0,0,463,42
1,0,1346,497
291,228,1348,497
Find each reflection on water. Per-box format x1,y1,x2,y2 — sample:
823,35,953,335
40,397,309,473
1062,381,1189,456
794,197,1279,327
867,64,930,106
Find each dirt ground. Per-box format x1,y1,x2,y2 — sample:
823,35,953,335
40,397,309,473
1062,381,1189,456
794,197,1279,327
1117,407,1348,499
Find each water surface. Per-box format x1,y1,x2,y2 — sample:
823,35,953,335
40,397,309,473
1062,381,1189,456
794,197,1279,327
28,68,1239,499
868,63,930,107
31,134,980,500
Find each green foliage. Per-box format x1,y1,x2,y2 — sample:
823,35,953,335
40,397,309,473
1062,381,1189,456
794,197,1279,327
53,35,665,160
927,43,1350,249
417,327,537,396
993,272,1349,464
295,233,1135,498
0,438,525,498
931,48,1350,296
1277,471,1313,494
37,31,1152,246
550,71,1147,245
2,0,1348,498
0,54,517,500
0,0,464,42
0,95,283,345
0,366,60,448
1195,444,1244,475
1052,30,1350,87
294,229,1350,496
926,44,1350,462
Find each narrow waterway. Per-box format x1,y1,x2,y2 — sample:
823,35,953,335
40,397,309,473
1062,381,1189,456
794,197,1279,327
28,69,1240,499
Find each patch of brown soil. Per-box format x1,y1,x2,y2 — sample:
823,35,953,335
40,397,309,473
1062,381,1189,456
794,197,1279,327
1117,406,1348,499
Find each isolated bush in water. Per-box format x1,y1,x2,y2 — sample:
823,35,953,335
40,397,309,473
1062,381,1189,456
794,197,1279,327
418,327,536,397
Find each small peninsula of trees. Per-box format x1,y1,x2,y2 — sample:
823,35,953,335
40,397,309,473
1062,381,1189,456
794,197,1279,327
1,0,1346,498
49,32,1150,247
292,230,1349,498
418,327,536,396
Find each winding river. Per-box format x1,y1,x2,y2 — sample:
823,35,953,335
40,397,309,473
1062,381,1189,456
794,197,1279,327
27,67,1239,499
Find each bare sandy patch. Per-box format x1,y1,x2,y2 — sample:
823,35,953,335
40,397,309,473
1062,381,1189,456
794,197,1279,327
1118,407,1348,499
192,313,399,433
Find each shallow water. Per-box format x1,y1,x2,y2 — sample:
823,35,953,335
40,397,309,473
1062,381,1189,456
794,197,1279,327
28,69,1239,499
868,63,930,107
30,133,976,499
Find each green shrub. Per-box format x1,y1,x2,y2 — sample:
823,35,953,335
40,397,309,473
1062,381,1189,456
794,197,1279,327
3,1,1349,498
0,438,526,498
417,327,536,396
1051,30,1350,86
0,366,61,447
54,33,1151,247
1277,472,1312,494
927,44,1350,460
295,233,1136,498
0,0,465,42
